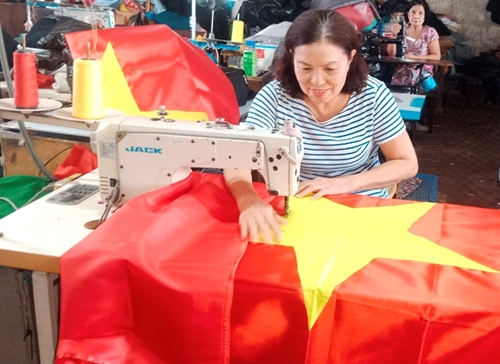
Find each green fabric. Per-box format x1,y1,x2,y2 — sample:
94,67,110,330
0,176,51,219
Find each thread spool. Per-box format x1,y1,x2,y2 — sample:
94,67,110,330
13,38,39,109
72,57,105,119
231,15,244,43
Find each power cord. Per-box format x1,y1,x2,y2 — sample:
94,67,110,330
0,182,57,212
38,146,73,177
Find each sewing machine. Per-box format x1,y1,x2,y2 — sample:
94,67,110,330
93,113,304,213
361,32,406,58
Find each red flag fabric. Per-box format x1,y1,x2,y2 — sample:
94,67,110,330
56,173,500,364
64,25,240,123
54,144,98,180
231,195,500,364
37,71,55,88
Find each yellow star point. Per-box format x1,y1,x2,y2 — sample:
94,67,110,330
101,42,142,115
268,197,498,330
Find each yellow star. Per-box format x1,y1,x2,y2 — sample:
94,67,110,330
272,197,498,330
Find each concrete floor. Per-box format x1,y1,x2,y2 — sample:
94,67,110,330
413,81,500,210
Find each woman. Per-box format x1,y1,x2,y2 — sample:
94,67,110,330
388,0,441,89
224,10,418,243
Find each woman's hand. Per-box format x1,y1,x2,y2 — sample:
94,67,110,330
224,169,288,244
238,197,288,243
295,176,355,200
390,23,402,38
404,52,417,58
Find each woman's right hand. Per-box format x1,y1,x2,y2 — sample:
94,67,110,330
390,23,402,37
224,168,288,243
238,196,288,243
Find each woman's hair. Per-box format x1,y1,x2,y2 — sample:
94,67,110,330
273,10,369,99
404,0,431,25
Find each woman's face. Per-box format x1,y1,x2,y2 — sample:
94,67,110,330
408,5,425,26
293,40,354,104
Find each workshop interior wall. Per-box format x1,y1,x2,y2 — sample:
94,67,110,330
426,0,500,52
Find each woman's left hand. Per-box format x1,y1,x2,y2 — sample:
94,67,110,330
295,176,354,200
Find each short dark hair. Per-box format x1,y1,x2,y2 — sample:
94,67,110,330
404,0,430,25
274,10,369,99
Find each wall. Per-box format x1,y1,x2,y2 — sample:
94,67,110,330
426,0,500,52
0,2,26,38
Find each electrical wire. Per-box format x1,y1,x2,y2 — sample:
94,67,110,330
22,183,56,206
0,196,19,211
38,146,73,177
0,182,56,213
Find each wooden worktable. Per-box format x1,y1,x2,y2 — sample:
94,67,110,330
439,35,454,59
363,55,453,121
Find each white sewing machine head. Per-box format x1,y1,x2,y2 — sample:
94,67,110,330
92,116,304,207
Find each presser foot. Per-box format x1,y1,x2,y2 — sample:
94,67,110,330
84,184,120,230
284,196,290,217
99,185,120,225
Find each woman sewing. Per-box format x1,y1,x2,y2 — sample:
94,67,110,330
387,0,441,91
224,10,418,243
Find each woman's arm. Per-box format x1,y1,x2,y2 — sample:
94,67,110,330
405,38,441,60
224,168,287,242
352,131,418,191
296,131,418,199
223,82,288,242
386,23,402,57
387,43,397,57
224,169,258,211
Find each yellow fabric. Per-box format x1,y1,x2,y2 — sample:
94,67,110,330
100,43,208,121
273,197,498,329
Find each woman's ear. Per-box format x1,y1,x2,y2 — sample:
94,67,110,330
349,49,356,62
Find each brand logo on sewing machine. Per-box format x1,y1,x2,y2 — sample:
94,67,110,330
125,146,162,154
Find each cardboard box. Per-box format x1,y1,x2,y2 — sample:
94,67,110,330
114,9,139,26
0,122,91,177
54,6,116,28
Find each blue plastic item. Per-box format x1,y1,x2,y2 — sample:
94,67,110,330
421,75,437,93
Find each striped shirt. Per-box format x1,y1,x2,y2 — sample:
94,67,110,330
246,76,405,198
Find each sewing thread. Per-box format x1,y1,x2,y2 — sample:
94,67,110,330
231,16,244,43
14,51,39,109
72,58,105,119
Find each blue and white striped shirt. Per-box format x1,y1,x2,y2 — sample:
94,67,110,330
246,76,405,198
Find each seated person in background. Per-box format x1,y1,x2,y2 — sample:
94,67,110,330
224,10,418,243
387,0,441,88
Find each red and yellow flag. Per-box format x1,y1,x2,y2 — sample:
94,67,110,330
64,25,240,123
56,173,500,364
